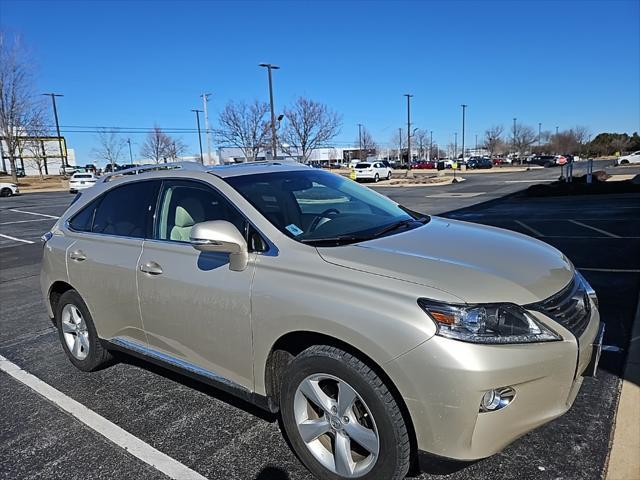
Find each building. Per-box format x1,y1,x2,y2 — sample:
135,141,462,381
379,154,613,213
0,135,76,176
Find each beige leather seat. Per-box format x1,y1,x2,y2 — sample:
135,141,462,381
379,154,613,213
170,198,204,241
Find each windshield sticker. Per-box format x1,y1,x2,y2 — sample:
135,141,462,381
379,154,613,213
285,224,304,236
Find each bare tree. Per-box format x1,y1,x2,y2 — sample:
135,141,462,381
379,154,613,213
356,126,376,160
166,138,187,161
281,97,342,163
512,123,537,161
214,100,270,161
140,126,173,163
413,129,428,160
92,129,126,171
484,125,504,157
21,109,49,180
0,33,41,182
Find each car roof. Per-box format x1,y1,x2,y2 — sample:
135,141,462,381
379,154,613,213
207,160,310,178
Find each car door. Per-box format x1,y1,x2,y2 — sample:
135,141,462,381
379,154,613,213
65,180,161,344
137,178,256,389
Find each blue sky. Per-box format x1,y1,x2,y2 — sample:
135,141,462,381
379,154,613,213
2,0,639,164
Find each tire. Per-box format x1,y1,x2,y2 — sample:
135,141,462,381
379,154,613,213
387,171,392,180
55,290,112,371
0,188,12,197
374,173,379,183
280,345,410,480
621,159,629,165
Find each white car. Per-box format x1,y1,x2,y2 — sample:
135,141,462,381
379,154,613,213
351,161,392,182
0,182,19,197
616,151,640,165
69,172,98,193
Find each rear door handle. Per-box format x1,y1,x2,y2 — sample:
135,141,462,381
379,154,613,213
69,250,86,261
140,261,163,275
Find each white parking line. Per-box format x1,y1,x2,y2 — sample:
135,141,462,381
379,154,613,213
0,233,34,244
569,220,621,238
9,209,60,219
515,220,545,237
425,192,486,198
0,354,209,480
0,218,54,225
504,179,554,183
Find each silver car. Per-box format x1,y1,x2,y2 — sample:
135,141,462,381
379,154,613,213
41,162,603,480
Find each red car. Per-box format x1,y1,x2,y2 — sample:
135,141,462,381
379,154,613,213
492,158,508,166
413,161,437,169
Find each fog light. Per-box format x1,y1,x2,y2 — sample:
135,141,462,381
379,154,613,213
479,387,516,412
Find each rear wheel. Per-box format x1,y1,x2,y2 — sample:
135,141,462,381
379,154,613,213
374,173,379,183
280,345,410,480
621,159,629,165
0,188,12,197
55,290,112,371
386,171,392,180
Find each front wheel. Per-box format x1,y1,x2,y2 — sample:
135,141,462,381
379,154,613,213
0,188,12,197
387,171,392,180
280,345,411,480
374,173,379,183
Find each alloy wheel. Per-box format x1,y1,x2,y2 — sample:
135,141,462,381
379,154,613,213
293,373,379,478
61,304,90,360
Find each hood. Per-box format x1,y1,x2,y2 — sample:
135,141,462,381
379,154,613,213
317,217,573,305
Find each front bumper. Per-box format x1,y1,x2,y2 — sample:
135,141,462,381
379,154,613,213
385,306,601,461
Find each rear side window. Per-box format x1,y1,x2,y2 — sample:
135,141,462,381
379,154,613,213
91,181,160,238
68,199,99,232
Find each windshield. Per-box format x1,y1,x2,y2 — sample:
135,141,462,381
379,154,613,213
225,170,427,246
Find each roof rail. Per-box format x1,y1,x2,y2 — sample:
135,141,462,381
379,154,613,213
101,162,207,182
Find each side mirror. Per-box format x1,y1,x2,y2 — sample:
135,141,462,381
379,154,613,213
190,220,248,271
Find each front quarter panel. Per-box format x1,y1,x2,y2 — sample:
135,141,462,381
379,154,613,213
251,244,463,395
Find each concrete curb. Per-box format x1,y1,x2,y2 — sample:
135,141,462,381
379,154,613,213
606,290,640,480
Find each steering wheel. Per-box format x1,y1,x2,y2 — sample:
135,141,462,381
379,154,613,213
309,208,340,232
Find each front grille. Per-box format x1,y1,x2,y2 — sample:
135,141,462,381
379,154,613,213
527,276,591,338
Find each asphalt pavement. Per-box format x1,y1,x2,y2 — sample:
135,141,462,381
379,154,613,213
1,163,639,480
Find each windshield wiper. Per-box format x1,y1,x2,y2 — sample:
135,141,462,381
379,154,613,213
371,217,428,239
300,234,370,246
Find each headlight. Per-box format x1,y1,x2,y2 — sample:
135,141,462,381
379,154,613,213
575,270,598,309
418,299,561,344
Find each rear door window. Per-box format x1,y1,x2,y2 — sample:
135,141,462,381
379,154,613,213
91,181,160,238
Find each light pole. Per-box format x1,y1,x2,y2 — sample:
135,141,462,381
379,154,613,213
42,93,66,168
404,94,413,168
475,134,478,153
454,132,458,159
538,122,542,149
513,117,517,163
429,130,433,161
358,123,363,160
461,104,467,161
191,109,204,164
259,63,280,160
398,127,402,163
126,138,133,163
201,93,213,163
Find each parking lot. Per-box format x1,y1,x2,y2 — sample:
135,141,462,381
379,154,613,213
1,167,639,480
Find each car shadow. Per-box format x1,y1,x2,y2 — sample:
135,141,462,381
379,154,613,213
111,350,276,422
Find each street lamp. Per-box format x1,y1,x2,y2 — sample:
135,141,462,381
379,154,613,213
358,123,363,160
42,93,66,168
538,122,542,149
461,104,467,161
513,117,517,163
191,109,204,164
404,94,413,168
259,63,280,160
127,138,133,163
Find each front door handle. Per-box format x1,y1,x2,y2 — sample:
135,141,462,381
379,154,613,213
140,261,163,275
69,250,86,261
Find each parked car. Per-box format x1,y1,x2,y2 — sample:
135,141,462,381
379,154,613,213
351,161,392,182
413,161,437,169
59,165,78,176
13,167,26,177
466,157,493,169
0,182,19,197
527,155,557,167
68,172,98,193
103,163,121,174
41,162,603,480
492,157,508,166
615,151,640,165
